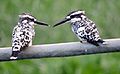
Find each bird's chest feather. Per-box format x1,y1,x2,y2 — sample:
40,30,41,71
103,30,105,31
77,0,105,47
15,23,35,37
71,19,100,41
71,20,88,36
12,24,35,46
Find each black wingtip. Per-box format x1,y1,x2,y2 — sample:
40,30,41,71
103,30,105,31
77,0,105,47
98,39,105,43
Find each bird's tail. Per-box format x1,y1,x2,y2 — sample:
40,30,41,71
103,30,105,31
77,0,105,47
98,39,105,43
87,39,106,46
10,46,21,60
98,39,107,46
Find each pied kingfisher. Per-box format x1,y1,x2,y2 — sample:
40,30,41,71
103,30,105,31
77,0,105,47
10,13,48,60
53,10,105,46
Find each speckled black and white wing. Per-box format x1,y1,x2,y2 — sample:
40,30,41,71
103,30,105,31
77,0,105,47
71,18,104,46
10,23,34,59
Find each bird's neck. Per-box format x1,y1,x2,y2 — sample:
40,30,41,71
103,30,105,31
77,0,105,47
18,22,34,29
71,19,86,27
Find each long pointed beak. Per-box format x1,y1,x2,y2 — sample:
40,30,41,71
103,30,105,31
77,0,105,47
53,18,71,27
34,20,48,26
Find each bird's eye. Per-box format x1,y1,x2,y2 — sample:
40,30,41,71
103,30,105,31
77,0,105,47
29,18,34,21
70,14,80,18
70,15,75,18
23,17,34,21
71,14,81,18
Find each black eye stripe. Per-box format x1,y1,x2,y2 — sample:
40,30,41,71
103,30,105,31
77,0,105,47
21,17,34,21
70,14,80,18
70,15,75,18
70,13,85,18
29,18,34,21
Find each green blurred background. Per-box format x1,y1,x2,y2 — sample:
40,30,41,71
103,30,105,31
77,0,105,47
0,0,120,74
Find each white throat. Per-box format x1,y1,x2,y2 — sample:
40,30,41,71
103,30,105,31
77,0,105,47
70,15,86,23
70,18,81,23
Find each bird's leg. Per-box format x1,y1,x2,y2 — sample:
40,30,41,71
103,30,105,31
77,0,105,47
80,39,87,43
80,41,83,43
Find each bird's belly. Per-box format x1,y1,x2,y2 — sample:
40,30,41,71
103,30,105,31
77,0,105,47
72,26,86,41
77,27,85,37
12,29,34,48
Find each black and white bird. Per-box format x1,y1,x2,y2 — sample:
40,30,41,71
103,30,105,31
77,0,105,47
53,10,105,46
10,13,48,60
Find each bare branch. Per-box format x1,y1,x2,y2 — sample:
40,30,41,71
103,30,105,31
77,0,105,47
0,38,120,62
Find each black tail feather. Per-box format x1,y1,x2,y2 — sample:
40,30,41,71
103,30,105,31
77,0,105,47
87,39,105,46
11,51,20,57
87,40,99,46
97,39,105,43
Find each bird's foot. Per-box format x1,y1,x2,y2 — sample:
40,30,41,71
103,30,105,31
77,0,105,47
80,41,83,43
10,56,17,60
80,40,87,43
102,41,108,45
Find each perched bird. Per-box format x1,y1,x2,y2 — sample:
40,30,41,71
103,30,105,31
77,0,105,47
53,10,105,46
10,13,48,60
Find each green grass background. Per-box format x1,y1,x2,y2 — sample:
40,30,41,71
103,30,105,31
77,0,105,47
0,0,120,74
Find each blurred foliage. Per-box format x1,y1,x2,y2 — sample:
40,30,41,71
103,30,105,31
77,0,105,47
0,0,120,74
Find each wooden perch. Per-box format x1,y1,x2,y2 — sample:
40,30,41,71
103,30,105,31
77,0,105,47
0,38,120,62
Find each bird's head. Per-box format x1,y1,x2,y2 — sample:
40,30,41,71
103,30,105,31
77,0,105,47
53,10,86,27
19,13,48,26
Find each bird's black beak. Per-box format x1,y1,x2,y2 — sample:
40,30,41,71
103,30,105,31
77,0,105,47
53,18,71,27
34,20,48,26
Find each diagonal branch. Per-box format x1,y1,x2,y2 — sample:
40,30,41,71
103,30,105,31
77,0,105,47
0,38,120,62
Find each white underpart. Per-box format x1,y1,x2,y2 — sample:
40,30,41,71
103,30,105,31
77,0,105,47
29,40,32,46
92,28,98,32
16,26,21,31
70,18,81,23
71,11,85,16
77,27,85,37
13,45,21,51
71,27,86,42
71,27,82,40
